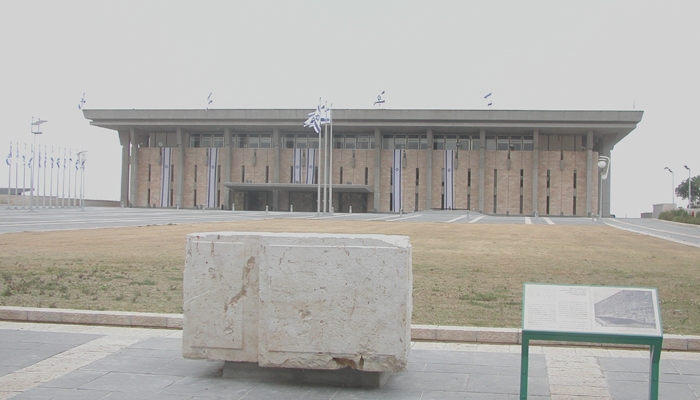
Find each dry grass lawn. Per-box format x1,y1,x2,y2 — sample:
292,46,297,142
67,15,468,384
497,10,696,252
1,219,699,335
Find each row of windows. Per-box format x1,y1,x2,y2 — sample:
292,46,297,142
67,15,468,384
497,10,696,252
188,132,587,151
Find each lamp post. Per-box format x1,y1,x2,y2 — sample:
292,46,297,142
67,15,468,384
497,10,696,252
597,156,610,221
29,118,47,212
664,167,674,205
684,165,692,209
77,151,87,211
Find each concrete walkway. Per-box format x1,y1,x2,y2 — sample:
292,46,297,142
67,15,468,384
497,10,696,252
2,321,700,399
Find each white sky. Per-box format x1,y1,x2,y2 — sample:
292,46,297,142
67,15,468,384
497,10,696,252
1,1,698,217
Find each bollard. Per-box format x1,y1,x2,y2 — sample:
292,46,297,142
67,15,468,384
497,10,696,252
349,206,352,214
232,203,235,211
290,204,293,213
330,206,334,215
266,205,268,214
467,210,470,219
400,208,403,216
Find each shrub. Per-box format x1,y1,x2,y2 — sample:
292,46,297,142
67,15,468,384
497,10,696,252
658,209,700,225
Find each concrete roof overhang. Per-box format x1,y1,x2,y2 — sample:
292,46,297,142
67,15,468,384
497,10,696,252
83,108,644,145
223,182,373,193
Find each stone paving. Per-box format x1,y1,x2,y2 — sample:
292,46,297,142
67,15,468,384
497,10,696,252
1,321,700,399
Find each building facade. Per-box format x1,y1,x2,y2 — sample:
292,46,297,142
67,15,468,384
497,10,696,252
83,109,643,216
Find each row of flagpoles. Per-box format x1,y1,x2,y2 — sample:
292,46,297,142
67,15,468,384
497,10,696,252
303,100,333,214
5,142,86,209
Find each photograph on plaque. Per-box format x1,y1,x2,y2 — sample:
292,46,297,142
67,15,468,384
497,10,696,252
523,284,661,336
593,288,656,329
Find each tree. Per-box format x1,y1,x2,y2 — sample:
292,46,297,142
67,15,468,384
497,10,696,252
675,175,700,208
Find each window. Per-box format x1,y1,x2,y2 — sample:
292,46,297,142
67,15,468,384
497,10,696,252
523,136,534,151
433,134,444,150
395,134,406,150
201,135,212,148
445,135,458,150
472,137,480,151
370,134,376,149
486,135,496,150
573,196,577,215
510,136,522,151
467,169,472,187
420,135,428,149
573,170,577,189
148,165,151,182
190,134,201,148
237,134,248,149
415,168,420,186
298,136,308,149
213,134,224,148
248,133,259,149
339,167,344,184
285,134,295,149
365,167,368,185
259,134,271,148
382,134,394,149
408,135,419,150
458,135,470,150
494,169,498,188
241,165,245,183
497,136,509,151
265,166,269,183
334,134,343,149
520,169,524,188
357,134,369,149
546,170,551,189
345,134,356,149
194,165,198,183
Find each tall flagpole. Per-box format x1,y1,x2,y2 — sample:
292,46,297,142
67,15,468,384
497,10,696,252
5,142,11,210
323,120,328,213
42,145,47,207
316,102,322,215
329,105,333,214
49,147,54,207
67,149,73,208
21,144,27,208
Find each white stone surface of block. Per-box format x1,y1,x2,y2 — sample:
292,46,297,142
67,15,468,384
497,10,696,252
182,232,412,373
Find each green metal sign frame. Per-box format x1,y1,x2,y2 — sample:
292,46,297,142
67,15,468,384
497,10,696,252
519,283,663,400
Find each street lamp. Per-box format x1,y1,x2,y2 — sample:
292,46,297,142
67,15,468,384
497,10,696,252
597,156,610,220
664,167,674,205
29,118,47,212
684,165,692,209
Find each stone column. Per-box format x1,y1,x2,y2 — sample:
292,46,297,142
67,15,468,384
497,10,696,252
118,130,130,207
129,128,138,207
223,128,232,209
478,129,485,213
176,128,185,209
531,130,539,216
272,128,280,211
585,130,593,217
425,129,433,209
373,128,382,212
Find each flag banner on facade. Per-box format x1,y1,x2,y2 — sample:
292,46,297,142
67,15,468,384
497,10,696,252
444,150,455,209
160,147,172,207
293,148,302,184
392,149,402,212
306,148,316,184
206,148,218,208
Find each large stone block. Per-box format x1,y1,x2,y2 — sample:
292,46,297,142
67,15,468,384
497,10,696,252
183,232,412,374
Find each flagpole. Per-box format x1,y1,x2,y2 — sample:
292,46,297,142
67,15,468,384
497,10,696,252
329,105,333,215
68,149,73,208
323,119,328,213
316,104,322,215
49,147,54,208
42,145,47,207
22,144,27,209
61,148,66,208
5,142,11,210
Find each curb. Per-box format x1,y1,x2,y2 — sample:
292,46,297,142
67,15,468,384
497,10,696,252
2,306,699,352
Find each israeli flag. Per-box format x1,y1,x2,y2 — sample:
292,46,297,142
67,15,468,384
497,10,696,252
293,148,302,184
160,147,172,207
303,105,322,134
392,149,402,212
306,148,316,184
444,150,455,209
206,148,219,208
6,142,11,166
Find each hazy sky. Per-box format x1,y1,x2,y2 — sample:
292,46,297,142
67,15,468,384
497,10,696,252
1,1,698,216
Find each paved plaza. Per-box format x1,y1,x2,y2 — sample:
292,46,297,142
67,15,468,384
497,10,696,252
1,321,700,399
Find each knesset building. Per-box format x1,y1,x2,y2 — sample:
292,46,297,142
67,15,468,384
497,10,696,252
83,109,643,216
